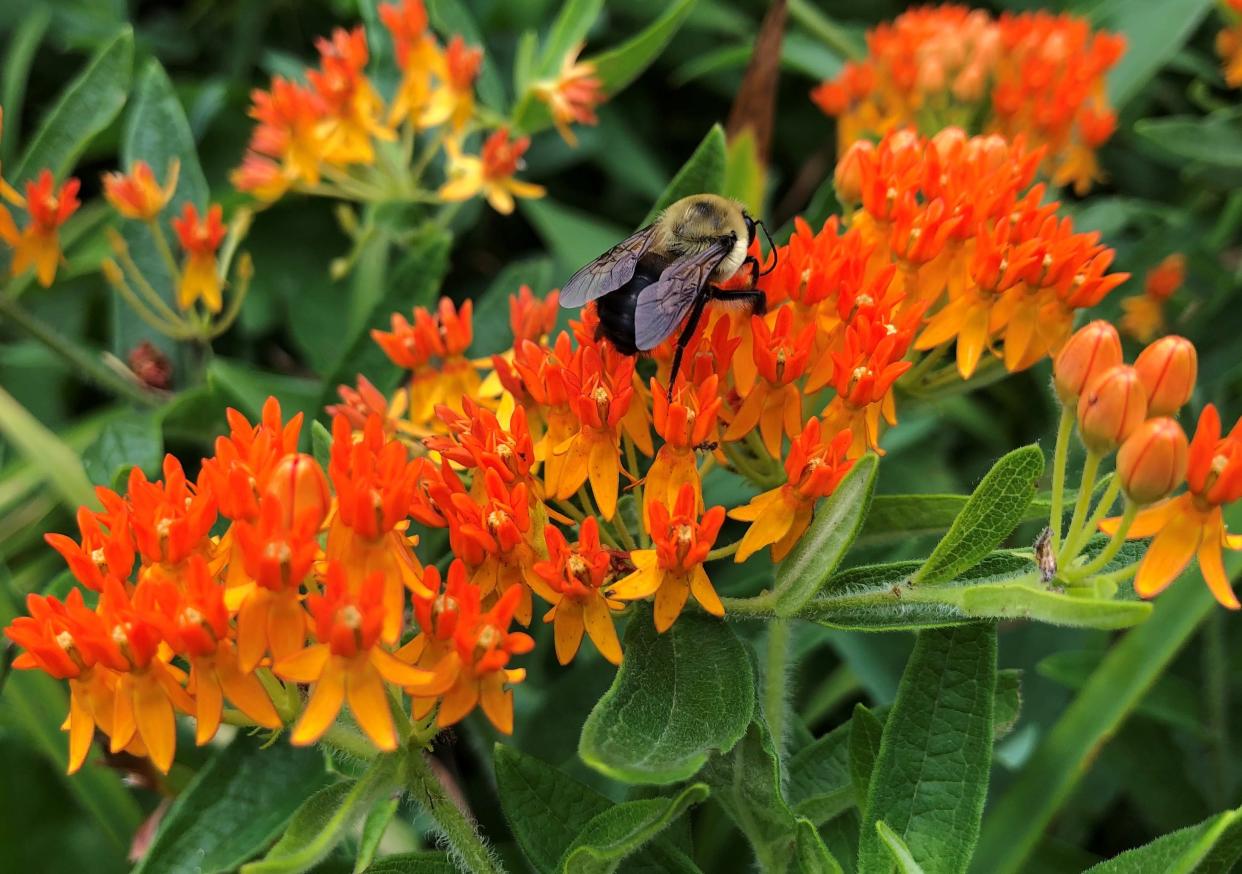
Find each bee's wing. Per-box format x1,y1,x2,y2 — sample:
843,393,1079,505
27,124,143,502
559,225,658,308
632,241,732,351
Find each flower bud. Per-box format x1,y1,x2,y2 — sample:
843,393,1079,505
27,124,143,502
1077,365,1148,454
265,453,331,529
1052,320,1123,406
1134,335,1196,417
1117,417,1188,504
834,139,873,205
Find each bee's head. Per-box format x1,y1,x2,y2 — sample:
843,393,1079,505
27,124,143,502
744,212,758,246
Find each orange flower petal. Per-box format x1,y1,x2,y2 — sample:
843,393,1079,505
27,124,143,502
193,666,223,746
437,676,479,727
133,673,176,773
479,672,514,734
67,683,94,774
607,555,661,600
275,644,331,684
347,660,397,752
1199,513,1240,609
690,566,724,618
553,598,585,665
111,675,136,753
583,593,622,665
1134,509,1203,599
291,658,346,746
372,647,436,689
653,573,690,633
218,647,282,729
588,436,619,519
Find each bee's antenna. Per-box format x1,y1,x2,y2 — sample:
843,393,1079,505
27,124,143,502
756,220,778,276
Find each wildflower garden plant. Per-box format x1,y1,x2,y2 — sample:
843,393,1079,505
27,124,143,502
1,1,1242,873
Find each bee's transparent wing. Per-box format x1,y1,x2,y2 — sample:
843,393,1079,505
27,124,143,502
633,241,732,351
559,225,658,308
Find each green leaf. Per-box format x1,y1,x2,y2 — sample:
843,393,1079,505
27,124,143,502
973,576,1229,874
847,704,883,809
558,783,709,874
774,453,878,616
12,27,133,185
913,445,1043,586
641,125,728,226
858,625,997,874
468,256,557,357
81,413,163,487
992,669,1023,740
1037,650,1200,734
591,0,697,94
722,128,765,215
0,386,96,509
311,419,332,471
1089,0,1216,108
537,0,604,79
354,796,401,873
1134,110,1242,172
859,494,1051,546
426,0,506,109
494,745,698,873
361,854,456,873
134,735,332,874
0,7,51,166
208,359,321,424
875,821,927,874
796,818,845,874
787,721,854,826
521,198,629,275
1081,807,1242,873
579,609,754,784
241,755,400,874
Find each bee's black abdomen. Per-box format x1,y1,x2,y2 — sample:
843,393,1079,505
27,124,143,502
594,261,662,355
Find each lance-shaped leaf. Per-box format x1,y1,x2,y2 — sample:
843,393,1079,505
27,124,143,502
913,445,1044,586
848,704,884,809
557,784,709,874
1081,806,1242,873
797,819,845,874
579,609,753,784
787,721,853,825
360,854,456,873
774,453,878,616
1092,0,1216,108
641,125,727,225
857,625,997,874
860,494,1052,546
876,822,927,874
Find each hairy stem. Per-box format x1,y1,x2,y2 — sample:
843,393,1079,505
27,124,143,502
1066,500,1137,582
404,744,504,874
763,619,793,761
1059,450,1101,565
1048,406,1074,555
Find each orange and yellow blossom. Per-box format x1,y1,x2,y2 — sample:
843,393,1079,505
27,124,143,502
609,485,725,632
1102,404,1242,609
440,128,545,215
127,455,218,573
372,297,480,428
421,36,482,134
645,375,722,522
729,419,855,562
308,27,395,165
533,517,624,664
723,307,814,458
102,160,179,221
44,488,135,593
1121,253,1185,343
233,77,327,199
1217,1,1242,87
380,0,440,126
275,563,436,751
532,43,605,146
0,169,80,286
401,562,534,733
171,203,228,312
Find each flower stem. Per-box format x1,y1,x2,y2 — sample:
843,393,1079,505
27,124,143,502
763,619,792,760
1048,406,1074,555
0,293,162,406
719,592,776,616
1065,500,1136,582
1059,450,1101,566
404,744,504,874
321,723,380,761
706,540,742,562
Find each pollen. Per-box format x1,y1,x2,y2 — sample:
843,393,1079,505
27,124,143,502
340,604,363,629
181,606,203,626
476,624,500,649
111,624,130,646
55,631,74,651
567,553,589,578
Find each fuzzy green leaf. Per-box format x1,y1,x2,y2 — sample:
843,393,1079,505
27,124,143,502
537,0,604,79
860,494,1052,546
0,8,51,166
991,669,1023,740
641,125,728,226
12,27,133,185
1081,807,1242,873
354,797,401,874
848,704,884,809
81,413,162,487
558,784,709,874
875,821,927,874
579,609,754,784
134,735,331,874
787,721,853,825
775,453,878,616
591,0,698,95
858,625,997,874
1134,110,1242,172
913,445,1044,586
797,818,845,874
361,854,456,873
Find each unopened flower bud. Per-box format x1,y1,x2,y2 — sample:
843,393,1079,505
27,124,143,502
1077,365,1148,454
834,140,873,205
266,453,330,529
1134,335,1196,417
1053,320,1123,406
1117,417,1188,504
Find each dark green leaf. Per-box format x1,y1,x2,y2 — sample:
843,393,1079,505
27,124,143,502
12,27,133,185
521,198,628,275
354,796,401,873
241,754,400,874
208,359,321,425
913,445,1044,585
361,853,456,873
774,453,877,616
579,609,754,784
558,783,709,874
1089,0,1216,107
641,125,728,225
1,7,51,166
468,256,557,357
311,420,332,471
1134,110,1242,172
81,413,162,487
1082,807,1242,873
796,818,845,874
1037,650,1201,735
787,721,854,825
860,494,1052,546
875,821,926,874
858,625,997,874
847,704,883,809
134,735,332,874
992,669,1023,740
722,129,764,215
591,0,698,94
537,0,604,79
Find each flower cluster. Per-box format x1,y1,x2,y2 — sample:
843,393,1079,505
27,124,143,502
1047,320,1241,608
1120,253,1185,343
1219,0,1242,88
812,6,1124,194
231,0,549,214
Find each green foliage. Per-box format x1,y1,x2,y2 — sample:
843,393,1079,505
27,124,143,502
1080,807,1242,873
641,124,727,224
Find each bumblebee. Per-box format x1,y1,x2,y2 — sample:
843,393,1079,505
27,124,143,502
559,194,773,394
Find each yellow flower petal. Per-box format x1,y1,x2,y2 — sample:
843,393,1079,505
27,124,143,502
437,676,479,727
588,435,619,519
1199,511,1240,610
607,556,661,600
218,646,282,729
1134,509,1203,599
67,682,94,775
654,573,690,633
690,566,724,618
554,598,585,665
347,659,397,752
479,671,514,734
275,644,331,684
133,672,176,773
583,593,622,665
291,658,347,746
193,664,223,746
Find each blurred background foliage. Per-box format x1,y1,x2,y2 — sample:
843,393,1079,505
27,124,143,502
1,1,1241,872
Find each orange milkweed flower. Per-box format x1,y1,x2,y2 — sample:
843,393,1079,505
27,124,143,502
171,203,227,312
102,160,179,221
421,36,482,133
533,517,623,664
0,170,80,287
1121,254,1185,343
532,43,605,147
372,298,480,428
1101,404,1242,609
439,128,546,215
329,374,407,434
428,398,537,487
728,419,855,562
380,0,441,126
44,488,135,592
401,563,534,733
645,375,721,522
233,77,327,199
609,484,726,632
1219,2,1242,88
139,557,281,745
199,398,305,523
723,307,814,458
275,563,437,751
127,455,218,570
509,285,560,345
308,27,396,165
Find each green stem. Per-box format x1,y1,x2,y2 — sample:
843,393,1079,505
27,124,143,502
720,592,777,617
1064,490,1130,581
404,745,504,874
0,294,161,406
147,218,183,284
1059,450,1101,565
1074,474,1121,554
706,540,742,562
321,724,380,761
1048,407,1074,555
763,619,792,759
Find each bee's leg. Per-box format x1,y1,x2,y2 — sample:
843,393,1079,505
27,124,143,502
739,255,760,287
667,290,712,400
710,287,767,316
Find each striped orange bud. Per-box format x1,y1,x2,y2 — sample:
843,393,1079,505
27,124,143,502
1052,320,1122,406
1117,417,1188,504
265,453,330,529
1077,365,1147,454
834,139,873,205
1134,335,1196,417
